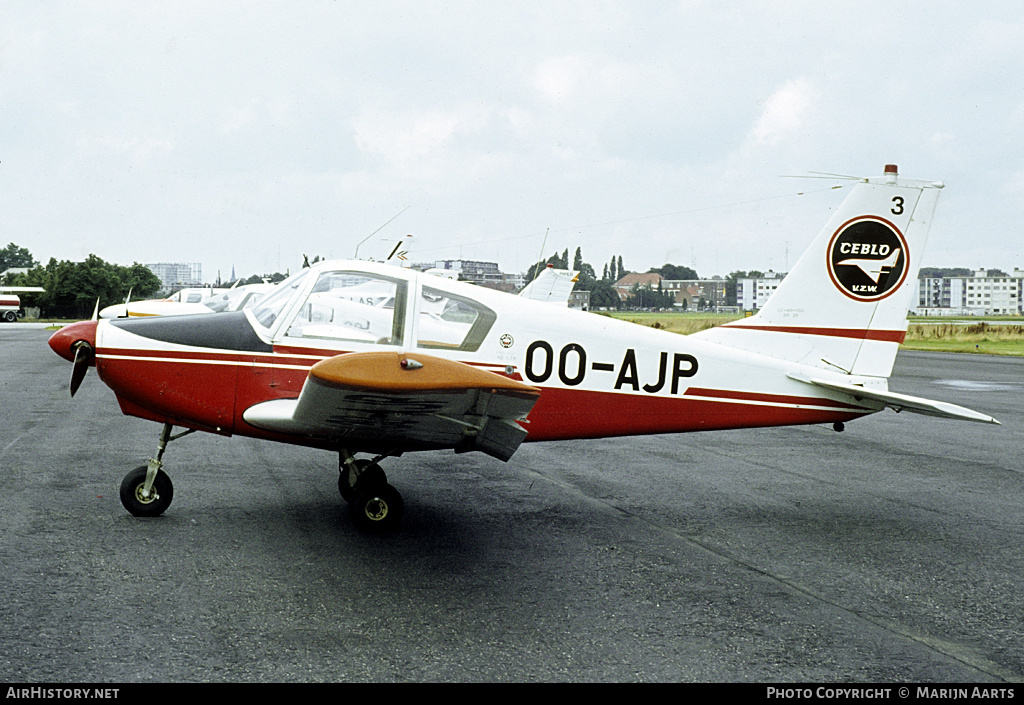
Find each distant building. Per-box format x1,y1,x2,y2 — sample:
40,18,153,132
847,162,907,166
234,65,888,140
568,290,591,311
613,273,732,310
734,271,786,310
660,278,728,311
147,262,203,292
415,259,521,292
612,272,663,302
915,269,1024,315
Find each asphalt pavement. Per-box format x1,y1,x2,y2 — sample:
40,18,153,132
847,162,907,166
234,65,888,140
1,327,1021,682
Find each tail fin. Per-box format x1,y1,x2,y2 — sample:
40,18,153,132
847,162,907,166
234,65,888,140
518,265,580,306
694,165,943,379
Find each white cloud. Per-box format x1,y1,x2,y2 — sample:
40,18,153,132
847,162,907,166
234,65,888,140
751,78,819,146
351,105,492,167
532,55,590,103
3,2,1024,279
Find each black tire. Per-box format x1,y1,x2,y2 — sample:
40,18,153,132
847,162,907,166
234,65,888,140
119,465,174,517
338,460,387,503
349,483,404,533
2,311,15,323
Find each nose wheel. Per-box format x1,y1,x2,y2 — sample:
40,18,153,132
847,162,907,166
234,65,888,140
119,465,174,517
118,423,194,518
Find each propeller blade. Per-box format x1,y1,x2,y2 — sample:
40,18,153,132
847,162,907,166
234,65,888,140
69,343,94,397
91,298,100,321
120,288,133,317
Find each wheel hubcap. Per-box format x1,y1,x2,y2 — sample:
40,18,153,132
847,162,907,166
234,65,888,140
134,484,158,505
364,496,388,521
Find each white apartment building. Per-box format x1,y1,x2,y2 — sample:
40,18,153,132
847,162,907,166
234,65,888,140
914,269,1024,315
146,262,203,291
735,271,786,310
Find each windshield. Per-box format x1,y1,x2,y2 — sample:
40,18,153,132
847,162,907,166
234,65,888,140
203,291,234,313
283,270,407,345
203,286,271,313
250,269,311,331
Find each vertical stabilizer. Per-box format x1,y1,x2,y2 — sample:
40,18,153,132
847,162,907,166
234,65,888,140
694,166,943,378
518,265,580,306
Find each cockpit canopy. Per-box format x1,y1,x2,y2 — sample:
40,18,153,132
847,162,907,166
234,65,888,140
248,262,496,352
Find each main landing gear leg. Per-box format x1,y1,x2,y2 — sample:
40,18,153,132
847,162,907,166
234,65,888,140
337,449,404,533
119,423,195,517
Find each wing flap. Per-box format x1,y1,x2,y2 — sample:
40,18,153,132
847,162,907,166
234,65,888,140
788,373,1000,425
243,352,540,460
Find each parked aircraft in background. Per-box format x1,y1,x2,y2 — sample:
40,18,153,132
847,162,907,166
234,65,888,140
48,166,998,533
99,283,277,319
518,265,580,306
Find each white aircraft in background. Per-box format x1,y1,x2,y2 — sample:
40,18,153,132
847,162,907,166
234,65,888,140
99,283,276,319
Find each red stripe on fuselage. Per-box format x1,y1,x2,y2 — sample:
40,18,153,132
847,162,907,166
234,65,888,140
521,387,871,442
719,324,906,343
96,345,872,448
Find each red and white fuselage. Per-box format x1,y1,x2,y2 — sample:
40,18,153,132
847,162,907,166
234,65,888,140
49,166,996,464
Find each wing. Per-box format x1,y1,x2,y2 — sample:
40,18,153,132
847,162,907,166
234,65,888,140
243,352,541,460
788,373,1000,424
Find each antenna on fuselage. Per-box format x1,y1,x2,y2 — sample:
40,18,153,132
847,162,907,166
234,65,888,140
354,206,410,259
529,227,550,282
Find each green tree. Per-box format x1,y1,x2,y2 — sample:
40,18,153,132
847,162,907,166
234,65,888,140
919,267,973,279
0,243,38,273
588,279,620,309
239,271,289,285
625,283,674,310
15,255,162,318
524,252,569,285
649,263,698,280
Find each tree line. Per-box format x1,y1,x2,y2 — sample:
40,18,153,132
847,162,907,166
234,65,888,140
1,248,163,319
1,242,294,319
523,247,703,310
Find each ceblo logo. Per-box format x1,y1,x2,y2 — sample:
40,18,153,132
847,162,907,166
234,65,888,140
826,216,909,302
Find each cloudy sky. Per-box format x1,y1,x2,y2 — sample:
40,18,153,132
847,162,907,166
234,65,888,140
3,1,1023,282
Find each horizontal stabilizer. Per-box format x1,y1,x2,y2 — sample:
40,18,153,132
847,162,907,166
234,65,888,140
788,373,1000,425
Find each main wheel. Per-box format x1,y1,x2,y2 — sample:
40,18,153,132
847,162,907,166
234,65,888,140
2,311,15,323
349,483,404,533
119,465,174,517
339,459,387,503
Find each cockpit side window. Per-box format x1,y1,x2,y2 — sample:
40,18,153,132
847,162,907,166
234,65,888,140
283,271,407,345
416,287,495,352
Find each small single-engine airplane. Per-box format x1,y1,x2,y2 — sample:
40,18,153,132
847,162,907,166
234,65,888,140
99,282,277,319
48,165,999,532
